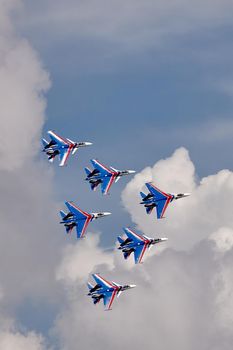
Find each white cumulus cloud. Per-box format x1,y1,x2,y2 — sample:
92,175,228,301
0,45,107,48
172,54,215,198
56,233,114,284
121,147,233,251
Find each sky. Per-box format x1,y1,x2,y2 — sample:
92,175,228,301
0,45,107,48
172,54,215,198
0,0,233,349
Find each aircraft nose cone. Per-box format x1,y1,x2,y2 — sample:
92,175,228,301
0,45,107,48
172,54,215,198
128,170,136,174
184,193,191,197
129,284,136,289
104,212,111,216
161,237,168,241
85,142,93,146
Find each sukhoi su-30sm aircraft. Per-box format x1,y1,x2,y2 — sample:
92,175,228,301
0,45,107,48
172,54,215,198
42,130,92,166
87,273,136,310
118,227,168,264
140,182,190,219
85,159,135,194
60,201,111,238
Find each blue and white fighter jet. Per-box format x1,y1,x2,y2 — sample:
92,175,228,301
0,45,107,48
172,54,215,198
60,201,111,238
140,182,190,219
87,273,136,310
118,227,168,264
42,130,92,166
85,159,135,194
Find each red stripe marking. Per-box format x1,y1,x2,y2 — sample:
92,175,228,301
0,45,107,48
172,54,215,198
95,274,115,288
67,202,91,219
149,183,171,199
104,175,115,194
49,131,70,146
94,160,115,175
108,290,117,310
61,145,72,166
80,216,92,238
160,197,172,218
126,228,148,243
138,243,148,263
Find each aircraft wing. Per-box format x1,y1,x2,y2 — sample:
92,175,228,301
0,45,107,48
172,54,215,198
65,202,92,238
101,175,115,195
65,201,89,218
155,198,172,219
48,130,70,147
103,290,118,310
133,244,148,264
75,218,92,238
92,274,115,290
124,228,147,244
59,146,73,166
91,159,114,176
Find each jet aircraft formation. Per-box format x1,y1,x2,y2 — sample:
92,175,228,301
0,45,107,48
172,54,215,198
42,130,190,310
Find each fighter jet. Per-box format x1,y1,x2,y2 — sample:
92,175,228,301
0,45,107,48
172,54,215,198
140,182,190,219
87,273,136,310
42,130,92,166
60,201,111,238
117,227,168,264
85,159,135,195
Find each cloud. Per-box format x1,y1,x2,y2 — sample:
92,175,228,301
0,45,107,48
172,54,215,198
0,331,46,350
56,233,114,284
0,17,50,170
209,227,233,254
0,298,47,350
121,147,233,251
49,147,233,350
53,235,233,350
0,0,61,334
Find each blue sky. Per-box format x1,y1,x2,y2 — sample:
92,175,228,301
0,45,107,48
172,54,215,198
17,13,233,177
16,3,233,253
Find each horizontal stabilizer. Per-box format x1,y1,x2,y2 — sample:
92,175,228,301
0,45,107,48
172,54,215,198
72,147,78,155
87,282,94,290
85,167,91,176
123,251,131,259
91,183,98,191
115,176,121,183
110,166,118,172
117,236,124,244
66,138,75,144
140,192,147,200
48,156,55,163
42,138,48,148
146,206,154,214
65,225,72,234
60,210,67,219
